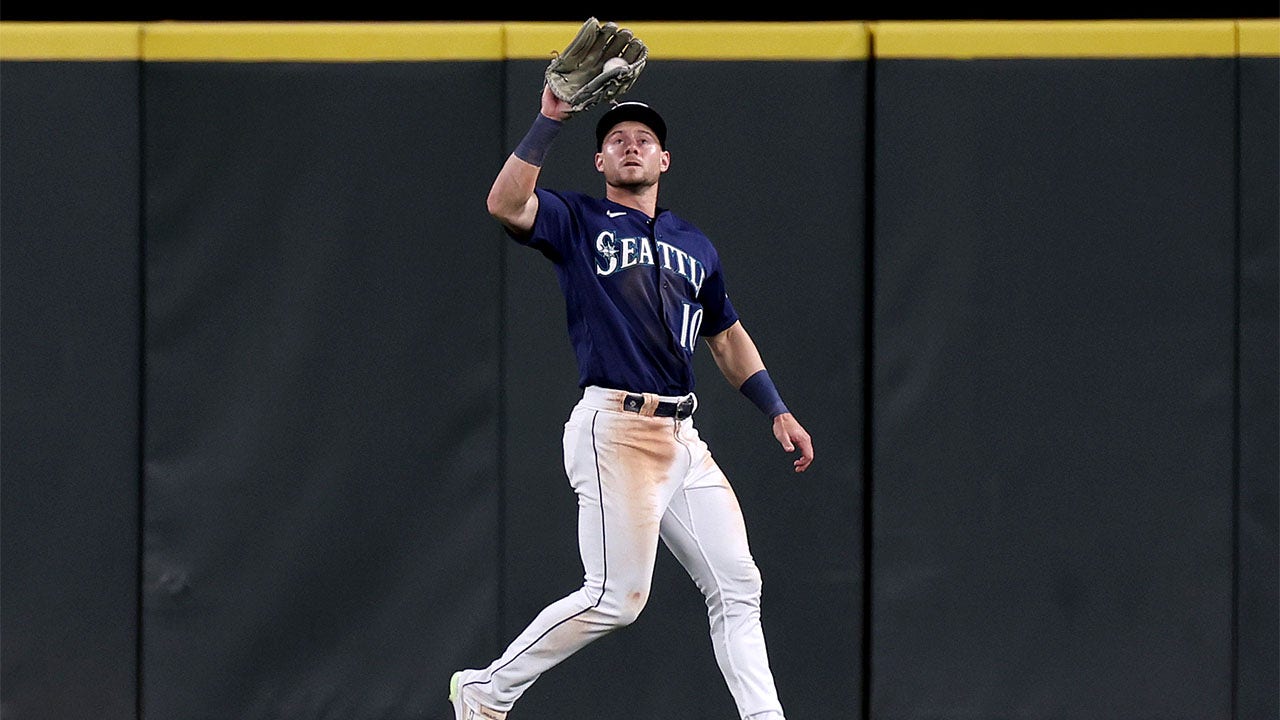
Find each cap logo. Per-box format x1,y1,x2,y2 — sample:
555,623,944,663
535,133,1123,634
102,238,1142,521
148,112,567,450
595,101,667,149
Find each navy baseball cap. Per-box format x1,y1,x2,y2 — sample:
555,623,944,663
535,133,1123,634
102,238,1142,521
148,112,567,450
595,101,667,150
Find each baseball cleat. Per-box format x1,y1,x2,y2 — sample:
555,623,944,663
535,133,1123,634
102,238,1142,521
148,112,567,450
449,671,507,720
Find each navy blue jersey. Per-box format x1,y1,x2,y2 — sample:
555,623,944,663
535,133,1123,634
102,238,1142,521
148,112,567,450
510,188,739,395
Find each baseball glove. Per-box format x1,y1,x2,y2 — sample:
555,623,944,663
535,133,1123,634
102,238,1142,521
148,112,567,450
545,18,648,115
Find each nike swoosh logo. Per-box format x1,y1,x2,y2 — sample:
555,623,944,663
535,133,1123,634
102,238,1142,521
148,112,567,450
606,210,627,217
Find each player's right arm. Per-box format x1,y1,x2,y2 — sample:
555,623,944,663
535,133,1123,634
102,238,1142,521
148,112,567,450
486,86,572,236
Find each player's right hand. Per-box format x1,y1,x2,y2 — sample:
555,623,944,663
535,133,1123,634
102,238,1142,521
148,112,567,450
541,85,573,122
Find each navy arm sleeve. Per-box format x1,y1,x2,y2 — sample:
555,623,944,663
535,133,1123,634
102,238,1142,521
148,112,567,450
506,188,577,265
698,260,740,337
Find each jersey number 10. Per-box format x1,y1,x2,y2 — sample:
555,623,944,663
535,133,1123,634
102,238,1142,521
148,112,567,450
678,303,704,354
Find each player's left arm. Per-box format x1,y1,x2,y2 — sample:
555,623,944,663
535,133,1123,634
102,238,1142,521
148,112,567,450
704,321,814,472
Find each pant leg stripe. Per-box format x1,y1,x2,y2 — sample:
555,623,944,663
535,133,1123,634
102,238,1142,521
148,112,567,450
475,410,606,685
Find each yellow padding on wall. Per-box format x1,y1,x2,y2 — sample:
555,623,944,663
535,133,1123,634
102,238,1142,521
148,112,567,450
0,20,1271,61
143,22,504,61
871,20,1238,58
0,22,140,60
505,21,869,60
1238,19,1280,56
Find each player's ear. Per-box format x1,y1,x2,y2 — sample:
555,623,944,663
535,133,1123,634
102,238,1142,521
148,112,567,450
659,150,670,173
595,152,605,173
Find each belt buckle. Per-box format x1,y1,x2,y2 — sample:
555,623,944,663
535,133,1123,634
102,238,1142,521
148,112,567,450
675,397,694,419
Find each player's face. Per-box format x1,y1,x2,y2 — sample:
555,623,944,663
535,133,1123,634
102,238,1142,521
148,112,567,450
595,122,669,190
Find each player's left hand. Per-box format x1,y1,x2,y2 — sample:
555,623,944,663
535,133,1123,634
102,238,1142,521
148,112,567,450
771,413,813,472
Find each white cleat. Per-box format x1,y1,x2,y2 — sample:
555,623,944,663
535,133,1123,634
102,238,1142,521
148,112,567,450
449,671,507,720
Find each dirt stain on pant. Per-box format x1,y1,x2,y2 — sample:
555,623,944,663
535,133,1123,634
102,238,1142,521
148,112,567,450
606,415,681,533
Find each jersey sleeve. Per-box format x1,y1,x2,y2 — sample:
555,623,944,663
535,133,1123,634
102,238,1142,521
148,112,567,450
506,188,576,264
697,262,740,337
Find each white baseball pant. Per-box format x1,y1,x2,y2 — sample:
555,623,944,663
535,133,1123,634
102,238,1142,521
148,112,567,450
455,385,786,720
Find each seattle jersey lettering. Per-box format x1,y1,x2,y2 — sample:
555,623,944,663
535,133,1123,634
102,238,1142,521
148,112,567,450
594,230,706,294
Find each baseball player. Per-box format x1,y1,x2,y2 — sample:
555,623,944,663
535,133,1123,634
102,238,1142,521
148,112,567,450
449,81,813,720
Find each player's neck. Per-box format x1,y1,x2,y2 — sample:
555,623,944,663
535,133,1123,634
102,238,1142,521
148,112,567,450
605,185,659,218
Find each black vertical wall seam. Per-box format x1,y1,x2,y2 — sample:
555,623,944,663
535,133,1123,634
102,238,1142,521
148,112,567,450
859,34,877,720
495,47,510,652
1229,22,1243,720
134,47,148,720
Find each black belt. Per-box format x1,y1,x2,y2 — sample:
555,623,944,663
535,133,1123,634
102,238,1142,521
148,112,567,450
622,393,696,419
